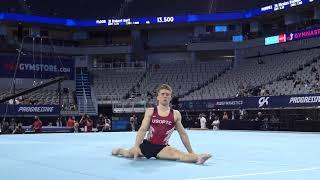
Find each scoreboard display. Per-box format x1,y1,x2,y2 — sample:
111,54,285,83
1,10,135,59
93,0,317,27
261,0,313,13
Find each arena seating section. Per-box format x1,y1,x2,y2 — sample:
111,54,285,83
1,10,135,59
91,60,232,103
92,69,145,101
182,48,320,100
1,46,319,109
90,41,320,103
137,61,232,97
265,57,320,95
0,87,77,110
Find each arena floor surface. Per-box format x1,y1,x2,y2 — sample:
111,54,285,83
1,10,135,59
1,130,319,180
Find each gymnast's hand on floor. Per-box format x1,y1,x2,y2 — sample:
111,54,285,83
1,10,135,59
129,146,142,160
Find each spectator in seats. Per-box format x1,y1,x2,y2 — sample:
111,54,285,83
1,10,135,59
251,112,264,130
199,114,207,129
23,98,30,105
105,116,111,131
31,116,42,133
260,86,267,96
261,116,270,130
29,98,38,105
74,120,79,133
9,118,17,132
13,123,25,134
48,122,53,126
208,111,214,127
211,116,220,130
251,86,261,96
56,117,63,127
70,103,76,111
294,78,302,88
130,114,138,131
8,99,20,105
67,116,76,128
185,116,192,129
79,115,86,131
285,74,293,80
305,116,312,121
315,80,320,93
61,103,67,111
257,57,264,64
231,111,235,120
97,114,110,132
212,112,220,122
236,87,245,97
80,114,93,132
67,116,80,133
270,115,279,123
1,121,12,134
196,114,201,128
222,112,229,120
254,112,264,122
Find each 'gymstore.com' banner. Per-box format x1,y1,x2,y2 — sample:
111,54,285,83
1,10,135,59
0,104,61,116
0,55,75,80
180,93,320,110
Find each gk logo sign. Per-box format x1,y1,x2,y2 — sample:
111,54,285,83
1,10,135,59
258,97,270,107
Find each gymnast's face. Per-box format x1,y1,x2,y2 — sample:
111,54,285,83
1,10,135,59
157,89,172,106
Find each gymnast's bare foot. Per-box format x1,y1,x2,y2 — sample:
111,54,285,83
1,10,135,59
112,148,120,156
196,153,212,164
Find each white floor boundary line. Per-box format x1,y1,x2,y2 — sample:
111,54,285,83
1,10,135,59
246,160,291,166
185,167,320,180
